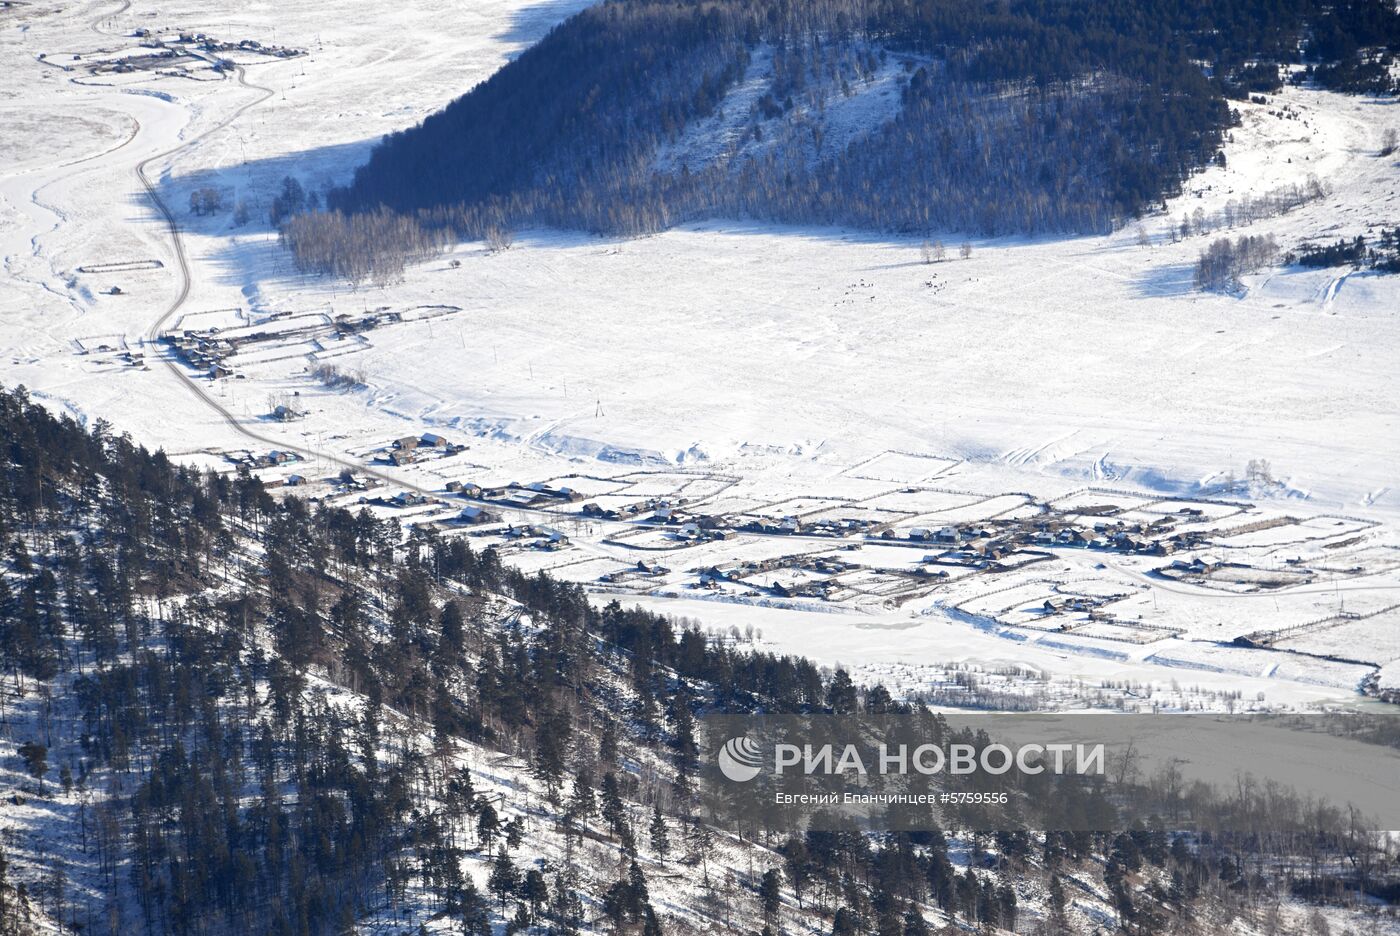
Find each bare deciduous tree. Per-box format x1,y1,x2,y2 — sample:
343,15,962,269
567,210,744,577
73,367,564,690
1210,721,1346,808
485,226,515,253
1194,233,1278,290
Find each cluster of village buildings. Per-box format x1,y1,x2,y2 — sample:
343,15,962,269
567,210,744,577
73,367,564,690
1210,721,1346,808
165,329,242,380
382,433,464,465
55,27,302,79
164,309,390,381
234,428,1334,616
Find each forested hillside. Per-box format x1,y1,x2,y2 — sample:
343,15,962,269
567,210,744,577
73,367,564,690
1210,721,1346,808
1,383,1398,936
278,0,1400,278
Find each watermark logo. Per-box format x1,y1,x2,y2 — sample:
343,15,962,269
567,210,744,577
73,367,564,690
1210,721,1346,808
718,735,764,782
700,713,1400,832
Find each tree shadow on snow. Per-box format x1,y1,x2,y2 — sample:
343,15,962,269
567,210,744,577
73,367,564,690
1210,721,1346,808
495,0,599,54
1133,260,1196,298
139,133,1116,299
135,136,383,295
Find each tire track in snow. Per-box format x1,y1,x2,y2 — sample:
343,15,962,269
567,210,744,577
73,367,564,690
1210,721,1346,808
90,0,131,37
126,64,402,485
126,62,585,503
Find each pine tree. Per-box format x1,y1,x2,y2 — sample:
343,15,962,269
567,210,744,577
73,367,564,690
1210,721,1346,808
759,868,782,924
521,868,548,922
460,879,491,936
488,850,519,911
832,907,859,936
649,805,670,862
600,772,628,842
533,707,570,797
569,769,596,819
439,600,465,660
826,668,857,714
18,741,47,793
477,803,500,852
550,869,584,936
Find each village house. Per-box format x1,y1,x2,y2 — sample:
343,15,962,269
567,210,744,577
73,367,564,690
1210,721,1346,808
806,557,852,575
652,503,697,526
1113,532,1151,552
499,489,547,508
535,529,569,550
1169,556,1219,576
499,482,583,505
457,505,497,525
974,541,1013,561
696,566,731,587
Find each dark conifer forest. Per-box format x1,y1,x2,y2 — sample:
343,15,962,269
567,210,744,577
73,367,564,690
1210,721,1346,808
277,0,1400,280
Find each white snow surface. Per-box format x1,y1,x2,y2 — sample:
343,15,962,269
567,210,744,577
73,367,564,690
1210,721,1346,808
3,0,1400,709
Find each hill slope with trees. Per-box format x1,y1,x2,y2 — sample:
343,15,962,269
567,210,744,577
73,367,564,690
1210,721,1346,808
277,0,1400,280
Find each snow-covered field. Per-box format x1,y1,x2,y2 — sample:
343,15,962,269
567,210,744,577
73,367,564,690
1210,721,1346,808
4,1,1400,709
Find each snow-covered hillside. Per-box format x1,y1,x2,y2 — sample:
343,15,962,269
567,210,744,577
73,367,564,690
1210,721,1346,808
652,43,909,174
